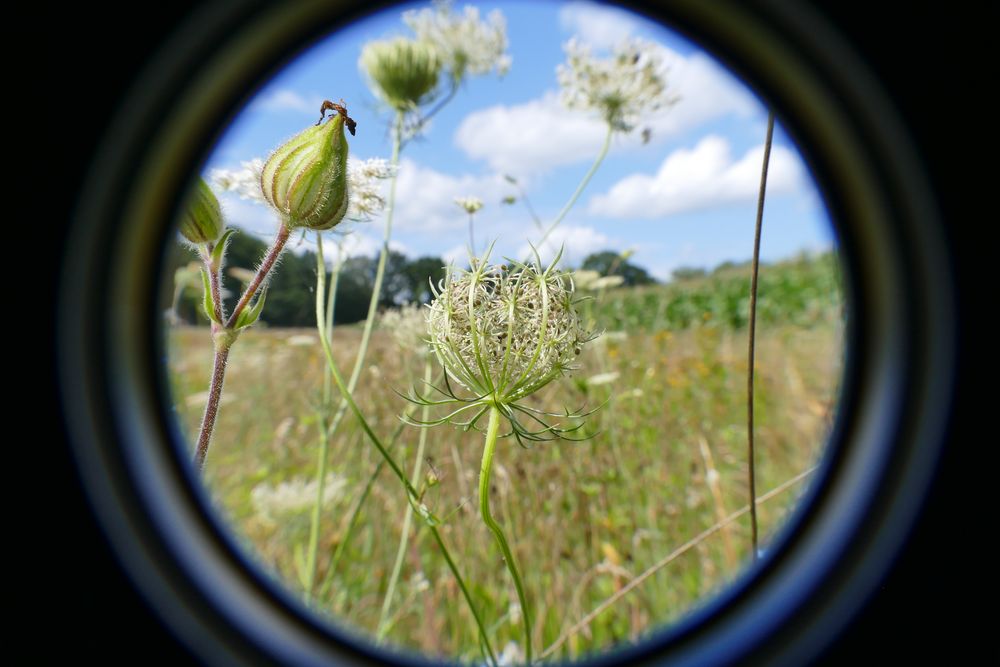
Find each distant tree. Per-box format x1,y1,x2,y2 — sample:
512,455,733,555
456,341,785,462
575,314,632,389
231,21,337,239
581,250,656,286
670,266,707,281
400,256,447,303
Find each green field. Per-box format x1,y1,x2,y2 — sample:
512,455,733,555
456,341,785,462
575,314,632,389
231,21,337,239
168,252,844,664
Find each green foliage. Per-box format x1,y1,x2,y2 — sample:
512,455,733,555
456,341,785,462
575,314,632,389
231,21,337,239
590,251,843,332
582,250,656,286
166,228,449,326
670,266,707,281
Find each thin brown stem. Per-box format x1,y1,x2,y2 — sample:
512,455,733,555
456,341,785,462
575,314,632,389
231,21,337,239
748,112,775,561
194,341,231,471
226,222,291,329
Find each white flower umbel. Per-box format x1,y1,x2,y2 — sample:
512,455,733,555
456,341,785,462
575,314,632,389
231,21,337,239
251,472,347,522
404,1,511,82
210,159,266,203
380,303,432,355
454,195,483,214
347,157,394,220
557,37,676,132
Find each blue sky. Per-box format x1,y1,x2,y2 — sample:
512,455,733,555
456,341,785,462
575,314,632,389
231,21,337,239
204,0,834,280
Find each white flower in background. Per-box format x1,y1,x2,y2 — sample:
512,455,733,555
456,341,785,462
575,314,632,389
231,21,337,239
251,473,347,521
586,371,620,386
557,37,676,132
347,157,394,220
380,303,432,355
210,158,266,203
404,1,511,82
454,195,483,214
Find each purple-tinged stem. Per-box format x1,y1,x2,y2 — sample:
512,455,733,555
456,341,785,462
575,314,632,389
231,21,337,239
226,222,290,329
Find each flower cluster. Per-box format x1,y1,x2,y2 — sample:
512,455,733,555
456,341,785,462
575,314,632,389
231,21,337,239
408,248,597,444
347,157,394,220
403,1,511,82
251,472,347,522
454,195,483,214
557,37,675,132
380,303,431,355
425,248,592,406
210,159,266,203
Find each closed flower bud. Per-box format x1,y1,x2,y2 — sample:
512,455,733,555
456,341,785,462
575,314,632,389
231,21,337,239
260,111,350,231
180,178,224,245
360,38,441,110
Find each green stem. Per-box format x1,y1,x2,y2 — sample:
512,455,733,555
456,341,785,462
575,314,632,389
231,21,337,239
320,109,404,453
376,359,433,641
480,405,532,664
534,123,613,252
314,238,496,667
304,235,336,602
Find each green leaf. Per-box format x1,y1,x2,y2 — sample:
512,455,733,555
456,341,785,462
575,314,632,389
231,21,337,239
200,269,221,324
235,287,268,330
210,228,236,266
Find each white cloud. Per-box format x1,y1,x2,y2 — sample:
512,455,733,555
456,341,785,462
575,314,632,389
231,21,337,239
559,1,638,49
588,135,804,219
391,158,511,232
455,93,607,175
252,89,325,114
454,45,756,175
516,224,612,266
217,193,282,237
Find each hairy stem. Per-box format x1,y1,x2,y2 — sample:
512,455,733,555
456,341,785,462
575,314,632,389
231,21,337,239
193,340,231,471
377,360,433,641
748,112,775,561
534,123,613,253
226,222,290,329
479,405,532,663
193,246,231,471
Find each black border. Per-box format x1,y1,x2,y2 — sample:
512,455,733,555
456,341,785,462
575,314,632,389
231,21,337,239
47,1,977,664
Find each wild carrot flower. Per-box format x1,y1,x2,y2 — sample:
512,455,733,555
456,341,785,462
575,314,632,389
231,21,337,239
557,37,676,132
410,245,597,444
403,1,511,83
346,157,394,220
454,196,484,214
210,159,266,203
380,303,431,355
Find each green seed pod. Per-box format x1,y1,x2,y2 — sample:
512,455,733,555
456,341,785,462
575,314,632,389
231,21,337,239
360,38,442,110
179,178,224,245
260,112,350,231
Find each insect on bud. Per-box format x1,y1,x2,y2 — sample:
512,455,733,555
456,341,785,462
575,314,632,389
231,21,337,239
180,178,224,245
360,38,442,110
260,101,353,231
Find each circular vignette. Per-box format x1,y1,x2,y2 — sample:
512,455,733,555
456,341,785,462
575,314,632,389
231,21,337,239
56,2,955,666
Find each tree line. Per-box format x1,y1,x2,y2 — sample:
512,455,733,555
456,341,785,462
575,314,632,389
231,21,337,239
166,228,694,327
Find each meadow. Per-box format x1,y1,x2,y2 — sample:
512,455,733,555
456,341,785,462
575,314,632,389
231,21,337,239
167,252,844,664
